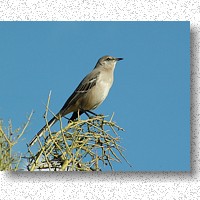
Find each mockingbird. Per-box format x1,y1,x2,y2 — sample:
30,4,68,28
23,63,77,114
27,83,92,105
29,55,123,146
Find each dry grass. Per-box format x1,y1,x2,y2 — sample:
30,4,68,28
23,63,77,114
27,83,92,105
0,112,33,171
27,114,131,171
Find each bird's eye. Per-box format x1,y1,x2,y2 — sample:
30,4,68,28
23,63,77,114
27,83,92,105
106,57,111,61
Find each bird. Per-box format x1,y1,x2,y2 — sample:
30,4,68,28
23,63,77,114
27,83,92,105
29,55,123,146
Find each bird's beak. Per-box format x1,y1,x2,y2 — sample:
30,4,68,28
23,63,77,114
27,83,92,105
116,58,123,61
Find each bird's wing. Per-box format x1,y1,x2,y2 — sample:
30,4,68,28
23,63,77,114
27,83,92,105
76,75,98,93
59,70,100,114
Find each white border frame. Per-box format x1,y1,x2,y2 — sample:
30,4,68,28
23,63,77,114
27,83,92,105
1,0,200,199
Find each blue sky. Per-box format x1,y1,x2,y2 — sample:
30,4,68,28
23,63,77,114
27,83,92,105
0,22,190,171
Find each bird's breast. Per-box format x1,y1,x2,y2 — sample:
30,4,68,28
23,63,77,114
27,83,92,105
79,72,114,111
97,79,112,100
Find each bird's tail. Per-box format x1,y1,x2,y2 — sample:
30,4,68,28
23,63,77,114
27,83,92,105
29,116,58,146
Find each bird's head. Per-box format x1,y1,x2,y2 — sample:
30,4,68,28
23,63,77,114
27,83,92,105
94,55,123,69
